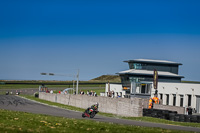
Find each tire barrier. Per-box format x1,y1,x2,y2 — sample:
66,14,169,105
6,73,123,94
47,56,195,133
143,108,200,123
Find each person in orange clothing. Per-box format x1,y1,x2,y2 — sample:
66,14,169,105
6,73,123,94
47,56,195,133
152,94,159,104
148,97,154,109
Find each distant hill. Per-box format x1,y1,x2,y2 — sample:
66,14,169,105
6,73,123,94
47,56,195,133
90,75,121,82
181,80,200,84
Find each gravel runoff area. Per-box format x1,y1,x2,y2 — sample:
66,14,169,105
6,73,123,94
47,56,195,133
0,95,200,132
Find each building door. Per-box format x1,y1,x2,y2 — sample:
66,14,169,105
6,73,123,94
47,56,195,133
188,95,192,107
173,94,176,106
180,95,184,107
141,84,146,93
166,94,169,105
196,96,200,113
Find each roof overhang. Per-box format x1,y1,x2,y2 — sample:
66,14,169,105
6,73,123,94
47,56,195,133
117,69,184,78
124,59,182,65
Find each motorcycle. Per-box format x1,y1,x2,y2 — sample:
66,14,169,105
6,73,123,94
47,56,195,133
82,108,99,118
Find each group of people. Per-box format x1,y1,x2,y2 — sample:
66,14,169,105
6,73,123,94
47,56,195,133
148,94,160,109
79,90,97,96
107,91,121,98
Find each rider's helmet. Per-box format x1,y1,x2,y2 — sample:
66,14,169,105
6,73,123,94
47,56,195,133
96,102,99,107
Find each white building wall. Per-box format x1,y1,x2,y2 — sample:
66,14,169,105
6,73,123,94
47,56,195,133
157,82,200,112
105,83,126,98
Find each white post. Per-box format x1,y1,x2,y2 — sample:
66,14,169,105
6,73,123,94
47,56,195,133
176,93,180,106
169,93,173,106
184,94,188,108
184,94,188,115
192,95,196,109
73,80,74,94
191,89,196,109
163,93,166,105
130,82,133,94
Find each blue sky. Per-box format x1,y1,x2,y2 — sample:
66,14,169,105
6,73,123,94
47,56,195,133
0,0,200,81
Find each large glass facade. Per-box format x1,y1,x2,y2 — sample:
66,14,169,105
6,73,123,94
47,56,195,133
129,63,145,70
128,63,179,74
121,75,181,89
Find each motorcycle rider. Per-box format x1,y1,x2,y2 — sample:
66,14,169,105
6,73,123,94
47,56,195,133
88,102,99,114
91,102,99,110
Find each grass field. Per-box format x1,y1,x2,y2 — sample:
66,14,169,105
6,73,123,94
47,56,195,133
0,83,105,96
0,84,105,89
0,109,191,133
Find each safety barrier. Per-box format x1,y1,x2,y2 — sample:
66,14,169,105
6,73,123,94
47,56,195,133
143,108,200,123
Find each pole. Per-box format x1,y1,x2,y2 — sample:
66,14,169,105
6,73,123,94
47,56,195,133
153,69,158,95
72,80,74,94
76,69,79,95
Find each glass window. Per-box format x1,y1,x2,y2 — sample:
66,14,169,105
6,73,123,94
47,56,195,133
166,94,169,105
180,95,184,107
173,94,176,106
188,95,192,107
160,94,163,100
129,63,134,69
141,84,146,93
133,63,142,69
134,83,151,94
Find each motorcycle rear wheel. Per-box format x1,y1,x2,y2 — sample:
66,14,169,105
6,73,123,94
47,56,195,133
90,112,95,118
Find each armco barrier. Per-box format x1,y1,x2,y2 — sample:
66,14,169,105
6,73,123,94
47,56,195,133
39,92,143,117
143,108,200,123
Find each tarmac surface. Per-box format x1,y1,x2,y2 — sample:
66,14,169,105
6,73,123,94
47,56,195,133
0,95,200,132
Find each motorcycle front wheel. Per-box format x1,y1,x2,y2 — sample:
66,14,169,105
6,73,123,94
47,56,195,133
82,113,86,118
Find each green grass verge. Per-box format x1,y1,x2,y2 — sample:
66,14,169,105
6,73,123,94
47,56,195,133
0,109,191,133
20,95,200,128
123,116,200,128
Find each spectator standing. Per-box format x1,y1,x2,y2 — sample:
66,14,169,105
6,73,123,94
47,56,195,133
152,94,159,104
148,97,153,109
112,91,115,98
81,91,85,95
89,90,93,96
94,91,97,97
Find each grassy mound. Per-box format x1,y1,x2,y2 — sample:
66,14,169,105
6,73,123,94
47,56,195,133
90,75,121,82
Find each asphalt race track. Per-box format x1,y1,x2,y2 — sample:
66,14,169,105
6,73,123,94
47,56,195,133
0,95,200,132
